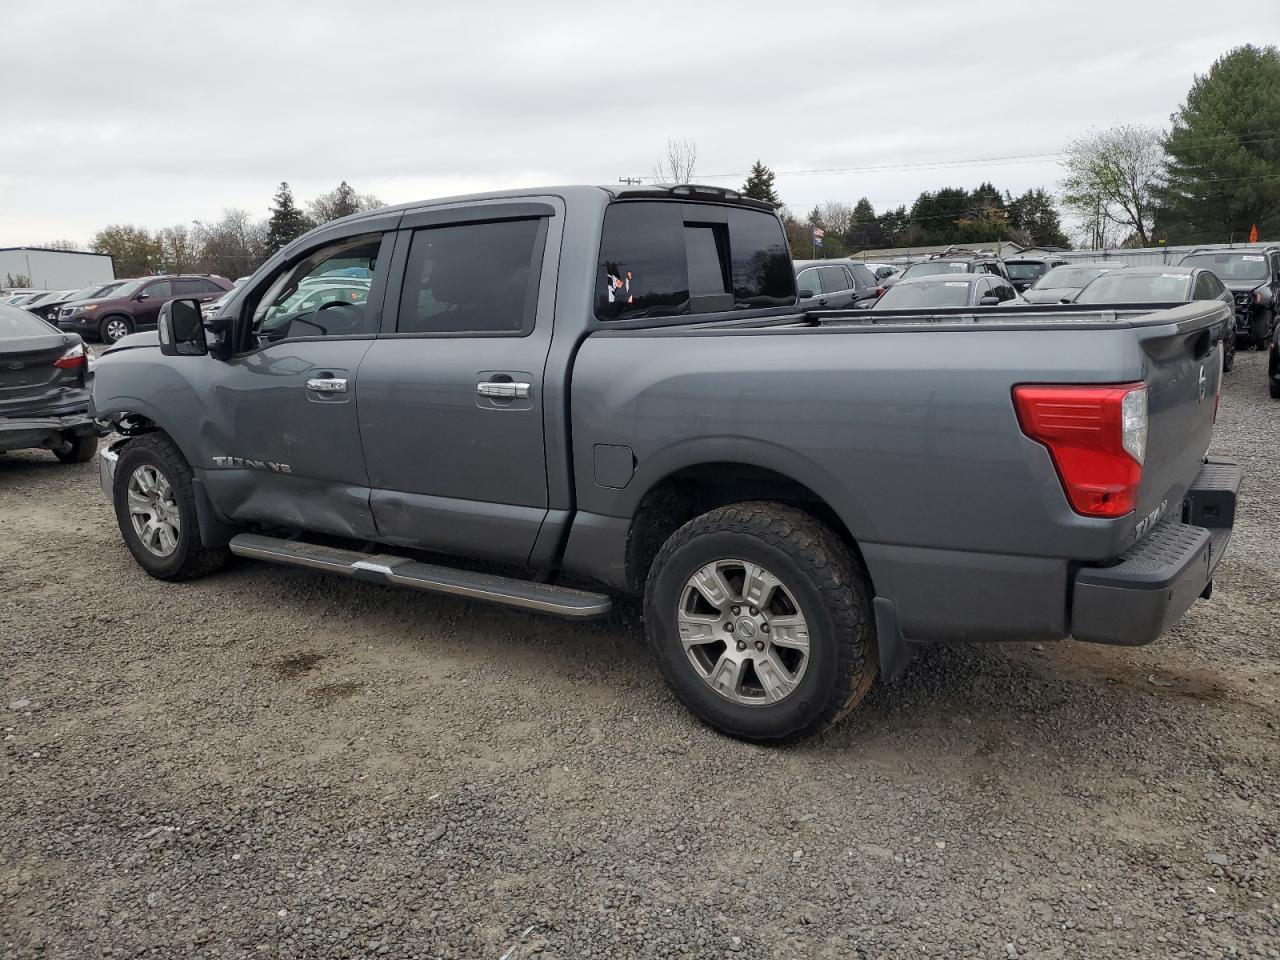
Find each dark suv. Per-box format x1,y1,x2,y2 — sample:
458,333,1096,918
57,275,232,344
1177,247,1279,349
793,260,882,309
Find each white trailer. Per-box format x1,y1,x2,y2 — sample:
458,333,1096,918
0,247,115,290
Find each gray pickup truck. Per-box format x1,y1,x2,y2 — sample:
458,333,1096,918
90,184,1241,743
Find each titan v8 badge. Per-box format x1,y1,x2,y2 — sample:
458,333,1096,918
211,456,292,474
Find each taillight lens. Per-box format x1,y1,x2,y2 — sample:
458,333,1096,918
53,343,86,369
876,286,885,297
1013,382,1147,518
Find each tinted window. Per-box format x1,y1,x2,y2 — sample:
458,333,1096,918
253,233,383,342
875,280,974,309
684,224,729,299
795,268,821,296
399,218,542,335
144,280,172,297
173,279,204,295
1193,272,1224,299
0,303,54,338
1006,261,1047,281
819,265,850,293
1075,272,1192,304
597,201,794,321
200,278,224,293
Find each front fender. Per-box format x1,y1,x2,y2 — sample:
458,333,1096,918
90,347,207,467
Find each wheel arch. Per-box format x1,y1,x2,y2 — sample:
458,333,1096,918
621,444,872,596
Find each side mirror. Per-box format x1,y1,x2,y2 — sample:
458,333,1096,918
978,295,1001,306
798,288,815,299
135,292,150,301
1059,297,1073,304
158,298,208,357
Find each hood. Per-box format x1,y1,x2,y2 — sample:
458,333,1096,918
65,295,118,309
1022,288,1076,303
103,330,160,354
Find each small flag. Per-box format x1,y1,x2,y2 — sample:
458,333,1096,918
1249,224,1259,243
812,227,824,248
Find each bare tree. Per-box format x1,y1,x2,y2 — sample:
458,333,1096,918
1061,124,1164,247
41,239,81,251
652,138,698,185
817,202,854,236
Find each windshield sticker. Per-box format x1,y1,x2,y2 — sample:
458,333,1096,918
944,281,968,287
1161,273,1189,280
606,269,634,304
948,263,967,272
1243,255,1265,261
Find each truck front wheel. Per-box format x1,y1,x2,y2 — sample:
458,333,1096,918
643,502,877,743
112,433,230,581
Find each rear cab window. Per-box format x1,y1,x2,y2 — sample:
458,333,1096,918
596,201,794,321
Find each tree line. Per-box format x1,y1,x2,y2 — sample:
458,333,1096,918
82,181,381,279
1062,44,1279,247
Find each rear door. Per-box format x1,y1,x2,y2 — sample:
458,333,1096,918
356,198,562,564
818,265,856,308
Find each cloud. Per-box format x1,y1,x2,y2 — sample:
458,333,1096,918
0,0,1272,245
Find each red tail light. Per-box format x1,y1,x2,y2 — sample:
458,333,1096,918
53,343,86,369
1013,383,1147,518
875,286,886,297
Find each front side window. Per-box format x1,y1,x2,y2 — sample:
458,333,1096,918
143,280,172,298
398,218,542,335
252,234,382,342
596,201,793,321
1193,272,1224,299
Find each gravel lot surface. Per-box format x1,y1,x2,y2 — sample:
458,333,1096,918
2,351,1278,959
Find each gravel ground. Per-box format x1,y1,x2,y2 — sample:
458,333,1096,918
2,351,1278,959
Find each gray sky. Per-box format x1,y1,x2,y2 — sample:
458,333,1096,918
2,0,1275,247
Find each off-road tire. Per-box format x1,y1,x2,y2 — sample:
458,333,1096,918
53,433,98,464
643,501,877,743
113,433,230,581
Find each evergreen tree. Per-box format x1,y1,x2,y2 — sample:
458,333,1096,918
1158,44,1280,242
266,181,311,253
847,198,886,251
1007,189,1070,247
741,160,781,206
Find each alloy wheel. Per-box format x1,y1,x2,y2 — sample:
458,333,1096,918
126,464,180,557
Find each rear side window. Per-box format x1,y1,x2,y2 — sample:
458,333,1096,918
848,263,876,288
597,201,794,321
398,219,543,335
173,279,204,295
819,265,850,293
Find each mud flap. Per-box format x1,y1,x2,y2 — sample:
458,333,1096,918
873,597,916,683
192,475,239,549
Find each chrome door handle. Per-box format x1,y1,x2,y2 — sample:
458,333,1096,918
306,377,348,393
477,381,530,399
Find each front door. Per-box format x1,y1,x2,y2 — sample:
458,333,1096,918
356,201,560,565
132,278,173,330
198,231,395,540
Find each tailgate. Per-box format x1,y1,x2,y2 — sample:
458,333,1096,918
1131,315,1223,537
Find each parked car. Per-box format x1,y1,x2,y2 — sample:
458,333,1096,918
19,289,81,322
0,302,99,463
57,274,232,344
1075,265,1237,370
1177,247,1279,349
1022,263,1126,304
6,291,44,306
873,273,1023,309
26,280,127,323
898,251,1011,282
2,288,42,303
793,260,881,310
859,262,903,286
1004,255,1070,292
92,183,1239,744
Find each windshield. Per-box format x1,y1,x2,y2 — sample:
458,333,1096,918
1075,272,1191,304
0,303,55,337
1032,266,1115,290
103,278,146,299
875,280,972,309
900,261,973,280
1005,261,1047,281
24,291,63,306
1178,253,1269,283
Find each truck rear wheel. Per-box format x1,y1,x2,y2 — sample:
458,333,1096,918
643,502,877,743
112,433,229,581
53,432,97,464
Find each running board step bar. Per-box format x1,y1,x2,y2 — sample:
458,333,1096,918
227,533,612,620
